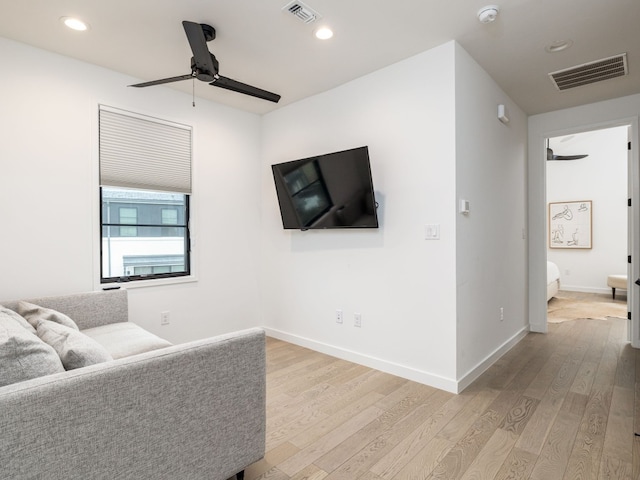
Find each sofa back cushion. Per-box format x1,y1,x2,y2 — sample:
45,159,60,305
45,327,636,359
18,301,80,331
1,290,128,330
0,308,65,387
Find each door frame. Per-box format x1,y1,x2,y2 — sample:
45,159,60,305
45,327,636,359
528,115,639,346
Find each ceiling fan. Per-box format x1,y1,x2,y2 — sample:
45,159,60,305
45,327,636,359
546,139,588,161
129,21,281,103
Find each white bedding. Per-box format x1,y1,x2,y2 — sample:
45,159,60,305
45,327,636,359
547,261,560,301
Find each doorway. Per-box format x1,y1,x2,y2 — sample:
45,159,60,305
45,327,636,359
528,112,639,347
545,127,629,325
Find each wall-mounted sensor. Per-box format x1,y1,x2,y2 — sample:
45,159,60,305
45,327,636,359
497,104,509,124
459,199,470,215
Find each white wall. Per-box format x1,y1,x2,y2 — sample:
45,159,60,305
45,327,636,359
261,42,459,391
528,94,640,343
0,37,263,343
547,126,628,293
260,41,529,392
454,44,528,384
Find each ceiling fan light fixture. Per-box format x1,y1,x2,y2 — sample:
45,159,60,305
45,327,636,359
60,16,89,31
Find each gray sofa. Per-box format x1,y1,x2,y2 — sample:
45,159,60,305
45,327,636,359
0,289,265,480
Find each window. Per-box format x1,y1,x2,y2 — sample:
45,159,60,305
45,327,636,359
99,105,192,284
161,208,179,236
101,187,190,282
118,207,138,236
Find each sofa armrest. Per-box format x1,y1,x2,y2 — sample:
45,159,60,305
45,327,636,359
0,327,266,480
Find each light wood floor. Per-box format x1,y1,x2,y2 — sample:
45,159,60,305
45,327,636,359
244,318,638,480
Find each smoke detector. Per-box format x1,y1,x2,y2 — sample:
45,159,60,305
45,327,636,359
282,1,320,24
477,5,500,23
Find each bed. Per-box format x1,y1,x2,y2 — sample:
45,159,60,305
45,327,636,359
547,261,560,301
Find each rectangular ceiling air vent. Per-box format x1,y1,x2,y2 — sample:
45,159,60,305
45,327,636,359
549,53,628,91
282,0,320,24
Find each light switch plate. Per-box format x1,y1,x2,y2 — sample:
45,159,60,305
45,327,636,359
425,224,440,240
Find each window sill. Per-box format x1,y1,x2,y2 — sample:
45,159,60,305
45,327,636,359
101,275,198,290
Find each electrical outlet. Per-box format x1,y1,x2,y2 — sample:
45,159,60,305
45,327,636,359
161,311,170,325
354,313,362,327
336,309,343,324
500,307,504,321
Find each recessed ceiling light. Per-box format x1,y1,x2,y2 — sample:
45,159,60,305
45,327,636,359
314,27,333,40
545,39,573,53
60,16,89,31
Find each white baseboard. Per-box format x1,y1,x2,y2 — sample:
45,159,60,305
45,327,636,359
263,328,459,393
264,327,530,394
560,285,615,295
454,326,529,393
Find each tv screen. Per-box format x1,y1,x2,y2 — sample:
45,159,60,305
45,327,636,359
272,146,379,230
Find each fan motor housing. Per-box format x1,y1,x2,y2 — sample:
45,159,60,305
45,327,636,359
190,55,218,82
200,24,216,42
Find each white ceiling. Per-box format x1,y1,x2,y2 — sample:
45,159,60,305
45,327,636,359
0,0,638,116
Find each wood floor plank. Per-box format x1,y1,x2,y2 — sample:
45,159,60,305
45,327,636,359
369,392,468,479
277,405,385,477
458,428,519,480
562,386,613,480
528,392,588,480
323,391,452,480
289,390,385,449
601,385,635,464
435,389,501,444
289,464,329,480
315,382,439,475
632,437,640,480
389,436,455,480
493,447,538,480
515,351,584,455
598,455,633,479
427,408,503,479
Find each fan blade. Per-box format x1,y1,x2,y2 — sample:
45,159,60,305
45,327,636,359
546,147,588,161
210,75,281,103
182,21,216,75
551,154,589,161
129,74,193,88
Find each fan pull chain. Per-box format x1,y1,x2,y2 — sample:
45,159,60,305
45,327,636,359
192,77,196,107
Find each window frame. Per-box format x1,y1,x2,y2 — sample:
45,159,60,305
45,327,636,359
99,187,191,284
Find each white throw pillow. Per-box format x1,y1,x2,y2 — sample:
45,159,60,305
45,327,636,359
35,319,113,370
0,310,65,387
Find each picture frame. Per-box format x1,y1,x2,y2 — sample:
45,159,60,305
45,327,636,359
549,200,592,249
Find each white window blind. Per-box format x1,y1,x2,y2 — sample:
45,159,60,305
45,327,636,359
99,106,192,194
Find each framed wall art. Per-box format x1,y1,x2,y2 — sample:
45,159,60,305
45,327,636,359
549,201,592,249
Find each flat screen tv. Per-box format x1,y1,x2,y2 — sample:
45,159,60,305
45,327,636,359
272,146,379,230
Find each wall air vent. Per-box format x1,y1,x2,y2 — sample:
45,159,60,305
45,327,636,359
282,0,320,24
549,53,628,91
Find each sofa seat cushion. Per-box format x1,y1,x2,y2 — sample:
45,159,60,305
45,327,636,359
0,309,65,386
82,322,172,360
35,319,113,370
